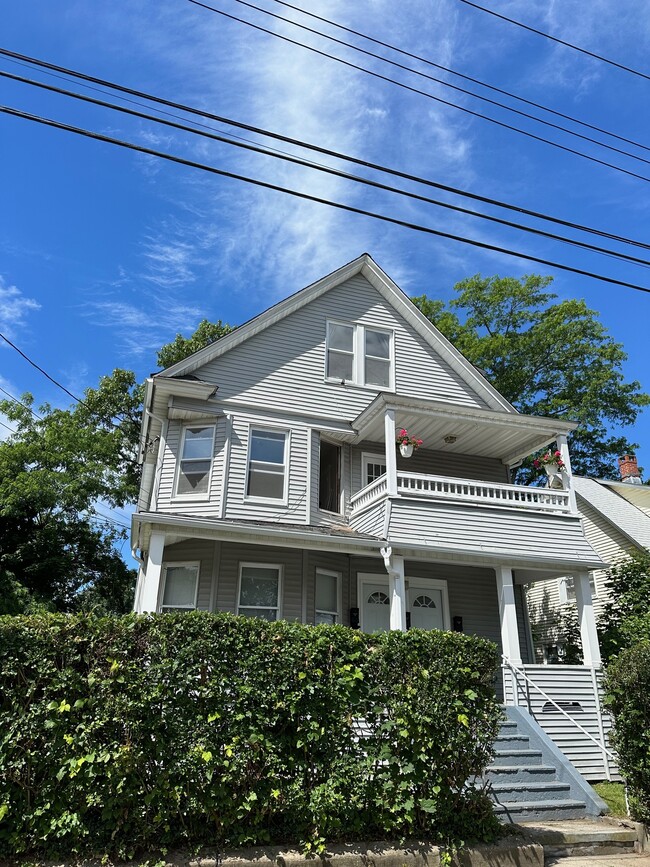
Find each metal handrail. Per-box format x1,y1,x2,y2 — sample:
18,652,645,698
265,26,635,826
502,655,616,760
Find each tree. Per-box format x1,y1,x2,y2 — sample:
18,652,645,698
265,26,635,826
157,319,233,369
412,274,649,480
598,550,650,662
0,369,142,614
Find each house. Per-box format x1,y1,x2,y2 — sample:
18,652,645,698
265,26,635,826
131,254,614,801
527,455,650,662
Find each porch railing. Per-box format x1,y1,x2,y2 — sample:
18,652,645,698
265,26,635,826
350,471,571,515
502,657,617,781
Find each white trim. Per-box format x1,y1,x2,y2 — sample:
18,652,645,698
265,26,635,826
357,572,450,633
244,424,290,505
219,413,233,519
160,561,200,612
315,567,343,625
172,422,216,501
496,565,522,665
237,562,283,620
361,451,387,488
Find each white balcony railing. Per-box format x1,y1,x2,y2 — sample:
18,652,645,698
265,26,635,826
350,471,571,515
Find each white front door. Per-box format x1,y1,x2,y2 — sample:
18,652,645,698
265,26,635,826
359,574,450,633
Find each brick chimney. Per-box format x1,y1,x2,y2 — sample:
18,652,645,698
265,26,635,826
618,454,642,485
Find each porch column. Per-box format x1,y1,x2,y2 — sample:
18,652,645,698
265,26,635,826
381,546,407,631
496,566,522,665
574,571,602,667
138,530,166,613
384,407,397,496
556,433,577,513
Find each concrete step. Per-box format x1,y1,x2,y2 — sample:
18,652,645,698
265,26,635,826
496,733,531,746
491,782,573,803
517,818,640,859
494,800,589,822
492,748,544,766
486,764,558,783
545,857,648,867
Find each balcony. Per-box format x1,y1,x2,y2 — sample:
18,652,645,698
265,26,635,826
349,471,602,571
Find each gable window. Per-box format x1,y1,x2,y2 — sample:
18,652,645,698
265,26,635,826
238,564,281,620
315,569,341,624
361,453,386,487
319,439,341,512
247,428,288,500
326,321,393,389
176,425,215,496
160,563,199,612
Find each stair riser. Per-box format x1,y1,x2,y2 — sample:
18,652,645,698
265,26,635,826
486,767,556,783
543,842,636,859
491,785,571,803
495,804,589,822
495,735,531,746
491,751,543,766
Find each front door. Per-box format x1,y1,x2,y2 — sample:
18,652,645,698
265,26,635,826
358,574,449,633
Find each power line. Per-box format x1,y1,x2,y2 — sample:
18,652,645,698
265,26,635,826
267,0,650,156
0,418,18,435
457,0,650,84
0,330,82,402
221,0,650,170
3,102,650,295
3,46,649,252
6,68,650,269
0,384,43,419
186,0,650,185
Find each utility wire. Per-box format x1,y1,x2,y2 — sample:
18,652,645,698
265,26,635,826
457,0,650,84
3,46,649,252
186,0,650,185
3,102,650,295
0,418,18,435
0,330,82,403
267,0,650,156
218,0,650,170
7,68,650,269
0,384,43,419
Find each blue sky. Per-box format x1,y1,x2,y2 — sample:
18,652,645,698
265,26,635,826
2,0,649,503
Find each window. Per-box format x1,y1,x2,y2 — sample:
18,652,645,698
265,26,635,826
326,321,393,389
319,440,341,512
247,428,288,500
176,425,215,496
362,453,386,487
160,563,199,612
238,564,281,620
559,574,597,603
315,569,341,624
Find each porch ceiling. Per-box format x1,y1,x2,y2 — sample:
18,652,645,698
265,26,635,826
351,394,578,465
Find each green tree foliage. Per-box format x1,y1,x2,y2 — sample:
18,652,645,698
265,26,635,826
0,613,501,859
412,274,649,480
598,550,650,663
157,318,233,369
0,370,142,614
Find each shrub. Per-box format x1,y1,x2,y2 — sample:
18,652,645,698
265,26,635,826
603,632,650,823
0,613,501,859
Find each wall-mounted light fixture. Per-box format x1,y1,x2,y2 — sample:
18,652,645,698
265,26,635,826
443,435,457,445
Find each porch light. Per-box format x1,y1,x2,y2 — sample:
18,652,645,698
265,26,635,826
443,435,457,444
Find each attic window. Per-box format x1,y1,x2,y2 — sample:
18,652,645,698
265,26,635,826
326,321,393,389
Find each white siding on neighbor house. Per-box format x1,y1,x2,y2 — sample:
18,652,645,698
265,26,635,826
162,539,217,610
223,412,309,524
503,665,619,781
194,275,490,421
387,499,600,565
156,418,225,517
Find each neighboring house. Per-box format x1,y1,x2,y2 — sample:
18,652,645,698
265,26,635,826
527,455,650,663
131,254,613,788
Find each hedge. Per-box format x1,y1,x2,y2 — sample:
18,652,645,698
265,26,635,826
0,612,502,859
603,633,650,823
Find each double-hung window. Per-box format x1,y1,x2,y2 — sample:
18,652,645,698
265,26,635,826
315,569,341,624
238,564,281,620
326,321,393,389
176,425,215,497
247,428,288,500
160,563,199,612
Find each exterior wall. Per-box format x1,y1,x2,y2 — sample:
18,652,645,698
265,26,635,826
195,275,490,420
162,539,218,610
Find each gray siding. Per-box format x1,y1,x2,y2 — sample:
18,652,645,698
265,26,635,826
156,418,225,517
163,539,217,610
194,275,490,420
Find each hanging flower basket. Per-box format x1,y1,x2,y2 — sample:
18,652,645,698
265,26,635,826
533,450,566,474
396,429,423,458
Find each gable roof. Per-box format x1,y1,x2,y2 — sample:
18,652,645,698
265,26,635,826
573,476,650,550
158,253,516,414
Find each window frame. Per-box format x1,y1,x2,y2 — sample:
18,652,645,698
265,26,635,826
361,451,387,488
237,562,283,621
245,425,290,505
325,320,394,391
318,437,343,514
315,568,342,625
173,423,216,501
159,561,200,612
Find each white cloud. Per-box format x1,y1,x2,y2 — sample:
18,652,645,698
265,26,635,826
0,277,40,338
